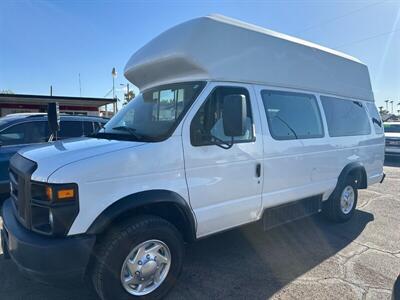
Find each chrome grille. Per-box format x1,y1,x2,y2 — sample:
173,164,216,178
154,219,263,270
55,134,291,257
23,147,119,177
9,169,18,201
385,138,400,147
8,153,38,229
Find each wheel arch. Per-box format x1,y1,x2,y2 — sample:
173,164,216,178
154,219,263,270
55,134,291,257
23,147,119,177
86,189,197,243
338,162,368,190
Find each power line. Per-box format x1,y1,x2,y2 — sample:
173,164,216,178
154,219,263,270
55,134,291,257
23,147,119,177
334,27,400,49
104,88,113,98
295,0,387,35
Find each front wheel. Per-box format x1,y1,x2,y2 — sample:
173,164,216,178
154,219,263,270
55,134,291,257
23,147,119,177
323,178,358,222
92,215,184,300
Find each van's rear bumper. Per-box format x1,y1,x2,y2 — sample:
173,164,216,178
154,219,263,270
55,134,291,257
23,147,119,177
1,198,95,284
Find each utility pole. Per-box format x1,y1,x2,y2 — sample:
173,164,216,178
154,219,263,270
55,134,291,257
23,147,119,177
50,85,53,96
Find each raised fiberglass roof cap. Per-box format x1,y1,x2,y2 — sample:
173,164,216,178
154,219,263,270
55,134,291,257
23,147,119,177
124,14,374,102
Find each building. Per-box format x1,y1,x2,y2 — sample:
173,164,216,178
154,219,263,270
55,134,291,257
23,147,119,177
0,93,116,117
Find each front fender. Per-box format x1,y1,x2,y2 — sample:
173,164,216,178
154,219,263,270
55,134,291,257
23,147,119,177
86,189,197,242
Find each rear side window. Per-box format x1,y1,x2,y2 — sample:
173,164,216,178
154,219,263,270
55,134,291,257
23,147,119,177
59,121,83,139
321,96,371,137
261,90,324,140
366,103,383,134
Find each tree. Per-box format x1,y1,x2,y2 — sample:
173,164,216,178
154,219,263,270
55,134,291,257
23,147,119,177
0,89,14,94
123,90,135,105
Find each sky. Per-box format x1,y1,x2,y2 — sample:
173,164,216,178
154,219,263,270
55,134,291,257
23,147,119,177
0,0,399,111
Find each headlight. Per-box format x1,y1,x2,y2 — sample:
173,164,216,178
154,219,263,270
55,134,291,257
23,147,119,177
31,183,78,202
30,182,79,236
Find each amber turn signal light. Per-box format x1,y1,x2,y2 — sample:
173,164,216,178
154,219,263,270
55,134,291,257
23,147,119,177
57,189,75,200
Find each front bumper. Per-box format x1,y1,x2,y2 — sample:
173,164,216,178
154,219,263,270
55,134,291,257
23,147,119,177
1,198,95,283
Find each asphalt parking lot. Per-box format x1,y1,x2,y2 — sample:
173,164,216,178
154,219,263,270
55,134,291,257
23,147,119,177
0,158,399,300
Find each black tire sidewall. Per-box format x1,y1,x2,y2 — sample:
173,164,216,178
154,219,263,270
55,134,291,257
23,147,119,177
97,219,184,300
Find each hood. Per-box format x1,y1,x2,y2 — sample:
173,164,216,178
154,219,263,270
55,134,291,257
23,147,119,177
19,137,146,182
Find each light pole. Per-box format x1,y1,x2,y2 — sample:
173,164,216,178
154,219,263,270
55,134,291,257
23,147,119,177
390,100,394,114
111,67,117,116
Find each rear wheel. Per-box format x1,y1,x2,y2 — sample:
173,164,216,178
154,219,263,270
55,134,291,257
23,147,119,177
323,177,358,222
92,215,184,300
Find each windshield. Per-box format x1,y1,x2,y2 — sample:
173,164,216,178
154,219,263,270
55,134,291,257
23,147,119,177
99,81,205,141
384,123,400,133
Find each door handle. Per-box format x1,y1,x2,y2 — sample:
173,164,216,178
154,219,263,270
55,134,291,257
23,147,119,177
256,163,261,178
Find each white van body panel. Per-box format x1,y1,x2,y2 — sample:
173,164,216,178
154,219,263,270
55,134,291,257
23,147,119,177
19,138,144,183
181,82,264,238
40,136,190,235
251,84,383,212
13,15,384,239
16,81,384,238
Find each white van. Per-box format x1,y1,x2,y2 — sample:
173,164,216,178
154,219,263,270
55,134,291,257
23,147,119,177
1,15,384,300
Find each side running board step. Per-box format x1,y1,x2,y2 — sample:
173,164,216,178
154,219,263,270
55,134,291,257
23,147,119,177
262,195,322,231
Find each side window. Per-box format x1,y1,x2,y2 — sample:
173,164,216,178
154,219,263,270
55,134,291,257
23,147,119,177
321,96,371,137
0,121,48,146
59,121,83,139
261,90,324,140
83,121,94,136
366,103,383,134
190,86,254,146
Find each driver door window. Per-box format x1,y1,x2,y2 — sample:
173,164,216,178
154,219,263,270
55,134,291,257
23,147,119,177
190,86,254,146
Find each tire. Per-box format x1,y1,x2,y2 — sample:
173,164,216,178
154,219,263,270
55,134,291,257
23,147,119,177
323,177,358,222
91,215,184,300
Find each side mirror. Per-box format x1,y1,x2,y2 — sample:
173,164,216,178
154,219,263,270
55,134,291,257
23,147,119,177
222,94,247,137
47,102,60,141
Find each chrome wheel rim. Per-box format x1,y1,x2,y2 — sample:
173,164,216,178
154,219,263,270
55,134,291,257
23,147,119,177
340,185,355,214
120,239,171,296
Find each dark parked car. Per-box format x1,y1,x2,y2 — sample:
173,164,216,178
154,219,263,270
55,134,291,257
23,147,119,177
0,113,108,198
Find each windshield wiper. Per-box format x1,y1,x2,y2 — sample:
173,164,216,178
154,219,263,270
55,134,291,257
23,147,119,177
111,126,154,141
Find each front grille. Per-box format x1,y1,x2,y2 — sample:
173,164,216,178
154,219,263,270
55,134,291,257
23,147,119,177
9,169,18,201
9,153,38,229
385,138,400,147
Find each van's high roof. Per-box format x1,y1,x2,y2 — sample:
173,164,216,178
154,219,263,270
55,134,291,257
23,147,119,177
125,14,374,102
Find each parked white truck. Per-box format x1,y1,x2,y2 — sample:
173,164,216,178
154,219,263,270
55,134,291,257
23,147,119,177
1,15,384,300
